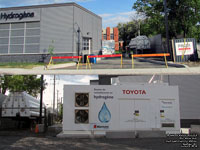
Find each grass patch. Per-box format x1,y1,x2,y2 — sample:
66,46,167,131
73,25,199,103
115,51,122,54
0,61,74,69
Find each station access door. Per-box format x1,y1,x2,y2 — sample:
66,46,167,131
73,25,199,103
119,99,153,130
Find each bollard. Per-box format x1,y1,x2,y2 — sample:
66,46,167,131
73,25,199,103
121,54,123,69
76,57,81,70
132,55,134,69
47,56,53,69
164,54,168,68
87,56,91,69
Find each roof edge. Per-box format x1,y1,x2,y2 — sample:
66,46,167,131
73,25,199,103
0,2,101,19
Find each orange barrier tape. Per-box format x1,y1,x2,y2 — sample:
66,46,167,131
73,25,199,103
88,54,122,58
52,56,82,59
132,53,170,58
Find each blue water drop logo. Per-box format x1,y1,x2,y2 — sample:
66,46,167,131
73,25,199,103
98,102,111,123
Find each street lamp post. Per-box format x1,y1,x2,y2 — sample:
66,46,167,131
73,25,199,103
39,74,44,124
163,0,170,56
77,27,81,56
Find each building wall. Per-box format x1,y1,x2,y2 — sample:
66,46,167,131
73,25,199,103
40,6,74,54
73,6,102,55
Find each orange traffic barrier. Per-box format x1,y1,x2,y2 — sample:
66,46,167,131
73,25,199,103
52,56,82,59
87,54,122,58
132,53,170,58
48,55,83,70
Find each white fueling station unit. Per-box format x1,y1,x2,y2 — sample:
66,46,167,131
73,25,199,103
63,83,180,137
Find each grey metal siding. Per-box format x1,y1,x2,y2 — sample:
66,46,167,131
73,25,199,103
40,6,74,54
73,6,83,55
73,6,101,55
168,75,200,120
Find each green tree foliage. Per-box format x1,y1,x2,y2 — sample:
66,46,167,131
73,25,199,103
57,103,63,122
0,75,46,97
133,0,200,39
117,21,138,49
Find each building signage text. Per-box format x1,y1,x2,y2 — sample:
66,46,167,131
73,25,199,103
175,42,194,56
0,11,34,21
94,88,114,100
122,90,146,95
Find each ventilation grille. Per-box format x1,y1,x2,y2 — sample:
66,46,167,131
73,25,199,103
75,93,89,107
75,109,89,124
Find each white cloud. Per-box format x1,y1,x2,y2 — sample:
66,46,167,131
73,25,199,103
100,11,138,28
99,14,114,18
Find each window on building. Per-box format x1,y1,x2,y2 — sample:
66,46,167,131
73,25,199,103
82,38,92,51
103,34,107,40
0,21,40,54
110,34,114,40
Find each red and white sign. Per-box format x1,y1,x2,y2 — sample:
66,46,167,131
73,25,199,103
175,42,194,56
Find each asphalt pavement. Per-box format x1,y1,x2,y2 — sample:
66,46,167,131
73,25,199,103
1,57,200,75
1,134,198,150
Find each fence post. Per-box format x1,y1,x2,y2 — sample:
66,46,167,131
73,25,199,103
87,56,91,69
164,53,168,68
132,55,134,69
47,56,53,69
121,54,123,69
76,56,81,70
86,56,88,69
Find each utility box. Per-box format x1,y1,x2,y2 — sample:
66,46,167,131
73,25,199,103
63,84,180,136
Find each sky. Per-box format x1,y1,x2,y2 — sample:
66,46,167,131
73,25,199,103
0,0,137,28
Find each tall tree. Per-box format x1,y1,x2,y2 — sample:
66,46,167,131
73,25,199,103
117,21,138,49
133,0,200,39
0,75,46,97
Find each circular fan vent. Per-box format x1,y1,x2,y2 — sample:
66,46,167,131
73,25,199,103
75,93,89,107
75,109,89,123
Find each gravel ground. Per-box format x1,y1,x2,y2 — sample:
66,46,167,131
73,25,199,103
0,130,199,150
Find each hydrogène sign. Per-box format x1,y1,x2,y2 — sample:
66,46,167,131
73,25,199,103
0,11,34,20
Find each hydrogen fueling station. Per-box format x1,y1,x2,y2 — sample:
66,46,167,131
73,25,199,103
61,82,180,138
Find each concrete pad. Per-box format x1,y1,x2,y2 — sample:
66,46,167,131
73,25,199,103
137,130,166,138
48,124,62,134
106,131,136,139
191,125,200,134
57,131,105,138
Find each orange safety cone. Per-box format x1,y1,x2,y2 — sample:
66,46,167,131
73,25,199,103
35,124,39,133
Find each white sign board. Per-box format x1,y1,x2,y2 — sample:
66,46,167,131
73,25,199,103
63,84,180,134
175,42,194,56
